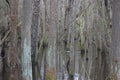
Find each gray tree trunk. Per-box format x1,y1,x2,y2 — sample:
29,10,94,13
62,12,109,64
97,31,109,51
9,0,19,80
31,0,40,80
112,0,120,79
21,0,33,80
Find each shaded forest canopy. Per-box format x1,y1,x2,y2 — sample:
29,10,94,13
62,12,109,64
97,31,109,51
0,0,120,80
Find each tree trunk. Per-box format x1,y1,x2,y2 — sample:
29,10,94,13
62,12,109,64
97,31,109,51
9,0,19,80
31,0,40,80
21,0,33,80
112,0,120,79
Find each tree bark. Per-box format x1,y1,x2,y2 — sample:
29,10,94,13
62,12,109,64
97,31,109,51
21,0,33,80
31,0,40,80
9,0,19,80
112,0,120,79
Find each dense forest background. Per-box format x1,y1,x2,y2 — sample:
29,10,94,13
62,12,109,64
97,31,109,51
0,0,120,80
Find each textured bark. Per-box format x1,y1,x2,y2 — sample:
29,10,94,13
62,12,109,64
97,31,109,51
112,0,120,79
9,0,19,80
65,0,75,78
47,0,57,69
45,0,58,79
31,0,40,80
0,49,3,80
73,1,81,80
56,0,65,80
21,0,33,80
